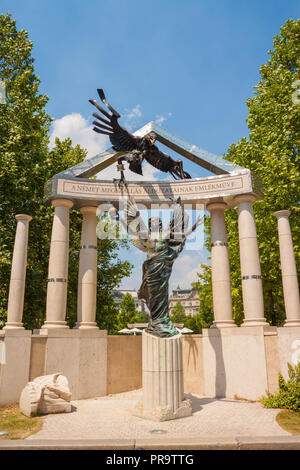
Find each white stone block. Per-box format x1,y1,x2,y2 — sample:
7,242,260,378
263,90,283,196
19,372,72,417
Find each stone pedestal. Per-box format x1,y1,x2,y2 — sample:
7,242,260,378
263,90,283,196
32,329,107,400
134,331,192,421
0,329,32,406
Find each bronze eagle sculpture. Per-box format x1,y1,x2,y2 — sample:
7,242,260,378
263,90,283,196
89,89,191,186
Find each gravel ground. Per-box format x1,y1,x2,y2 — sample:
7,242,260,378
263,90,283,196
26,389,289,440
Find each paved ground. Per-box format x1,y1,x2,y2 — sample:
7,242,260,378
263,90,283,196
26,389,289,441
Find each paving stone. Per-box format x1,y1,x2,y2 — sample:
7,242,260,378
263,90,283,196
26,389,290,441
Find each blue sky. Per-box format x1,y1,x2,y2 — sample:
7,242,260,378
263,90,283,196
2,0,299,291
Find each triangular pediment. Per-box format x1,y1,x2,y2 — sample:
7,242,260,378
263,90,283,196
44,121,262,209
56,121,246,180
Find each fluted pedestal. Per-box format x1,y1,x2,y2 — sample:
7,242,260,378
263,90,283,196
134,331,192,421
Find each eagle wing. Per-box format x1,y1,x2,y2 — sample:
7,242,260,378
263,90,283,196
144,146,175,173
89,89,142,152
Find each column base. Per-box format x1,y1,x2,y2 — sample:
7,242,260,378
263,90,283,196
41,321,69,329
211,320,236,328
3,322,24,330
241,318,269,327
134,398,192,422
284,320,300,327
77,322,99,329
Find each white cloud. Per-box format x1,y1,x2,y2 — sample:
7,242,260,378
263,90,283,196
155,112,172,125
126,104,142,120
169,252,208,291
49,109,176,183
49,113,108,157
50,111,171,182
122,104,143,131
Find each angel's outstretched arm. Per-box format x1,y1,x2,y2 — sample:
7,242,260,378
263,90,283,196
117,215,148,252
184,215,206,237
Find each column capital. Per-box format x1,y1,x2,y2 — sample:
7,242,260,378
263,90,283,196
51,198,73,209
15,214,32,223
206,201,228,212
80,206,98,215
233,194,257,205
274,210,291,219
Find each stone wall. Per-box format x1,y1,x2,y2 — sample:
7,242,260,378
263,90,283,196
107,335,142,394
1,326,300,406
182,334,204,395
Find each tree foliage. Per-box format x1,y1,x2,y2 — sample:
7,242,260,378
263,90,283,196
170,301,186,323
196,19,300,327
116,293,139,332
0,14,132,330
169,300,203,333
261,362,300,411
192,218,215,329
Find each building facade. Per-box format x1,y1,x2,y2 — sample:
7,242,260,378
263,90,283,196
168,285,200,317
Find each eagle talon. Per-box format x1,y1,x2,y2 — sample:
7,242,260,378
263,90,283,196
113,170,128,190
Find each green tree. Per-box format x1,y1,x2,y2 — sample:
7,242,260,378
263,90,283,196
192,216,214,329
134,311,149,323
196,19,300,326
0,14,132,330
96,240,133,334
116,293,139,331
192,266,214,329
185,313,203,334
170,301,186,323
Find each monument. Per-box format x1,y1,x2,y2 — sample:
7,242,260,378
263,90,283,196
40,89,267,412
89,90,205,420
112,194,205,420
2,88,299,410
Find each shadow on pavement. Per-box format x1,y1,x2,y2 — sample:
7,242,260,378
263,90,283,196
185,394,216,412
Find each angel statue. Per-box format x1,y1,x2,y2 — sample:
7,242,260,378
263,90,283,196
89,89,191,187
111,196,205,338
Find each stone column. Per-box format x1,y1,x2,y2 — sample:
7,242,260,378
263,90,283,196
274,210,300,326
134,331,192,421
42,199,73,329
76,206,98,329
4,214,32,329
234,194,268,326
206,201,235,327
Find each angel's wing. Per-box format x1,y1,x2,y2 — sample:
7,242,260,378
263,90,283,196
163,197,189,239
129,237,147,253
120,196,149,241
89,89,142,152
